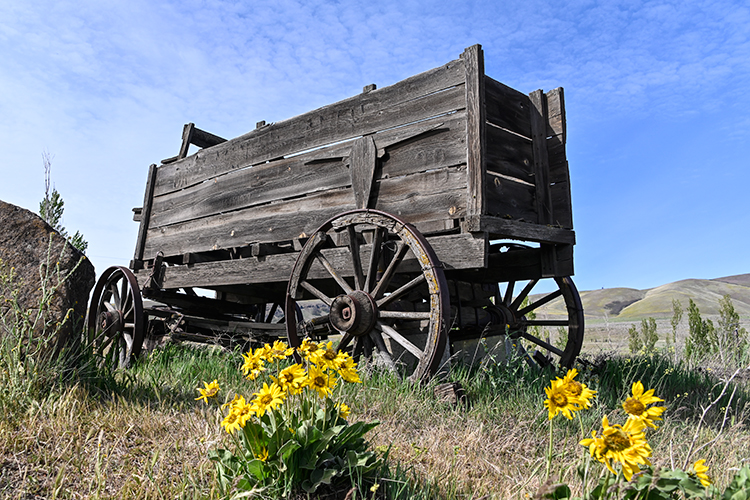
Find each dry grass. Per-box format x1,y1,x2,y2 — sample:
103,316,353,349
0,384,223,499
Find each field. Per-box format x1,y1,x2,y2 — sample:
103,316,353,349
2,269,750,499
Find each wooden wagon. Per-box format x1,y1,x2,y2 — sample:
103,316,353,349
87,45,583,380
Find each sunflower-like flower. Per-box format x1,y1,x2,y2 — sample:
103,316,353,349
195,379,220,404
692,459,711,487
337,403,351,420
580,415,652,481
272,363,308,395
337,355,362,384
263,340,294,361
622,381,665,429
255,447,269,462
560,368,596,409
307,363,336,399
544,378,581,420
252,382,286,417
241,350,266,380
230,395,255,428
297,338,322,359
221,408,242,434
315,341,346,371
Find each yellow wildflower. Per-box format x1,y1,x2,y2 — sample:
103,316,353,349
560,368,596,409
622,381,665,428
272,363,308,395
263,340,294,360
692,459,711,487
307,363,336,399
255,447,269,462
544,378,580,420
297,338,322,358
337,403,351,419
252,382,286,417
580,415,652,481
221,409,241,434
337,354,362,384
195,379,220,404
241,350,266,380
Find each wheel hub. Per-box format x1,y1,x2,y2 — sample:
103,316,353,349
98,310,122,333
329,290,377,337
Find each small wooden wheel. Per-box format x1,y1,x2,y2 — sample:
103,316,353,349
495,255,584,368
87,266,145,369
286,210,449,381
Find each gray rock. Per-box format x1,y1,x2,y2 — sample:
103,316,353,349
0,200,95,355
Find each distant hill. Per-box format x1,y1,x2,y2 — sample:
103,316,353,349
534,273,750,321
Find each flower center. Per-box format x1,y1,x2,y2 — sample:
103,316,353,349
566,381,583,397
313,376,326,388
552,392,568,407
323,350,337,361
623,397,646,415
603,428,631,452
260,394,273,405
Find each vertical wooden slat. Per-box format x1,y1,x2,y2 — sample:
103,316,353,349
463,44,486,217
350,136,378,209
132,164,158,267
529,90,552,225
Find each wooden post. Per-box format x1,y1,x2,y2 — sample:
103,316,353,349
529,90,553,225
463,44,486,218
132,164,158,269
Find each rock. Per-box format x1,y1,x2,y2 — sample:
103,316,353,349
0,200,95,355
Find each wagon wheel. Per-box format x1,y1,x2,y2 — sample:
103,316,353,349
87,266,145,369
285,210,449,382
494,246,584,368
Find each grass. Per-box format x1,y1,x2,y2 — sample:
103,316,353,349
2,254,750,498
2,337,750,499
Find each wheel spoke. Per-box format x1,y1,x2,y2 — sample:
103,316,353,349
300,280,334,306
371,242,408,300
503,281,515,307
376,321,424,359
369,330,398,372
520,331,565,357
510,279,538,311
347,225,364,290
120,278,128,310
337,332,354,352
376,274,425,309
517,289,563,317
363,227,384,293
103,301,116,313
110,282,121,308
315,253,353,294
378,310,432,320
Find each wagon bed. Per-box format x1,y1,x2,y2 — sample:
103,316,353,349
89,45,583,379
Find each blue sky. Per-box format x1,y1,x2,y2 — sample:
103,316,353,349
1,0,748,293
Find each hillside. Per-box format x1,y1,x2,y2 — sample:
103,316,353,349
534,273,750,321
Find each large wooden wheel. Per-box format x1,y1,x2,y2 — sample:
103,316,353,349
87,266,145,369
286,210,449,381
493,248,584,368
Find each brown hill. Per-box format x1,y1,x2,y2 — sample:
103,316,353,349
533,274,750,321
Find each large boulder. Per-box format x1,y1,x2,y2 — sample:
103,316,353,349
0,200,95,354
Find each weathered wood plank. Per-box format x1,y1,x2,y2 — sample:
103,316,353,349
143,167,468,259
529,90,553,225
132,164,158,265
350,136,378,209
485,123,535,183
150,150,350,228
464,215,575,245
463,44,486,218
484,171,537,222
154,62,467,196
550,180,573,229
545,87,565,142
380,114,467,179
135,232,487,290
484,76,532,139
149,115,469,231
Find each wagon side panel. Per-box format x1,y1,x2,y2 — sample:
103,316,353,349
139,59,471,267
